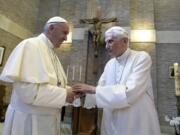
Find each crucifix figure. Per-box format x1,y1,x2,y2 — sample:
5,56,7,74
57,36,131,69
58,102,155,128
80,7,117,57
80,17,117,57
80,6,117,74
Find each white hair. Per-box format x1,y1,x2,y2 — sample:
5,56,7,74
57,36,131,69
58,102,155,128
43,23,54,33
105,26,129,39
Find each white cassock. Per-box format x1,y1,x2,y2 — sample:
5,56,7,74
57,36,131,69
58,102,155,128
84,48,161,135
0,34,69,135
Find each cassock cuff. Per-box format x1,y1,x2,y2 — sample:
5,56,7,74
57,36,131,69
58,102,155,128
33,85,67,108
96,84,129,109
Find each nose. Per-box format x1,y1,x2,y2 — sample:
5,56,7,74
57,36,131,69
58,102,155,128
105,43,110,49
64,35,67,41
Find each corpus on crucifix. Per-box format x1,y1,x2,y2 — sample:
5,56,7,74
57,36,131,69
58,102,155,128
80,7,117,57
80,6,117,74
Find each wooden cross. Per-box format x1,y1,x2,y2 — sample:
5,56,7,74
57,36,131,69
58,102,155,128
80,7,117,74
80,17,117,57
80,17,117,74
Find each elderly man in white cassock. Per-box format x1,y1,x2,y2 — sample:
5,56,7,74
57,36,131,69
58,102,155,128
73,26,161,135
0,16,77,135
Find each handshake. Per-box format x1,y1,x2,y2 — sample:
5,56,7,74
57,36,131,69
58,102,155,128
66,83,96,103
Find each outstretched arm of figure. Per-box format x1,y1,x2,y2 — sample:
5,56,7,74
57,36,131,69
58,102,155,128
79,19,95,24
100,18,117,23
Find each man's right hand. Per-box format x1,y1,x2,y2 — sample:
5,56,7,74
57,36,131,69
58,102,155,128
66,88,76,103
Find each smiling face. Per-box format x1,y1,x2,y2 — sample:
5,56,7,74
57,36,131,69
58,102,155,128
105,33,128,57
47,22,69,48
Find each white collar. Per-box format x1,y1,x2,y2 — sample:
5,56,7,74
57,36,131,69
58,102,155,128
39,33,54,49
116,48,130,63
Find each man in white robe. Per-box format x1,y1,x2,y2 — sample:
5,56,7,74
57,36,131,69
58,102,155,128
0,16,76,135
73,26,161,135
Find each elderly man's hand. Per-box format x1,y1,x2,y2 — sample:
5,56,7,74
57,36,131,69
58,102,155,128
66,88,76,103
72,83,96,94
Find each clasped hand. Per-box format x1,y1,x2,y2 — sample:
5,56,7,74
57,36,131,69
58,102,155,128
72,83,96,94
66,83,95,103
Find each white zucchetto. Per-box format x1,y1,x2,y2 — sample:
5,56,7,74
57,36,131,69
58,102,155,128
46,16,67,24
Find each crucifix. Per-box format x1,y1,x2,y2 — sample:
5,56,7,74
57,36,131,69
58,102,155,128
80,6,117,58
80,6,117,74
80,17,117,57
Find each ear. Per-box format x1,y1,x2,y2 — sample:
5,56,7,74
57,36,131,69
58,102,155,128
48,24,54,31
123,37,128,44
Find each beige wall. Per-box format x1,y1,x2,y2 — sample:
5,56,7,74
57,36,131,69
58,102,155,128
0,0,40,32
0,0,40,69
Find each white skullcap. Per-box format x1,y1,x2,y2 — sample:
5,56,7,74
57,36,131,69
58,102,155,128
46,16,67,24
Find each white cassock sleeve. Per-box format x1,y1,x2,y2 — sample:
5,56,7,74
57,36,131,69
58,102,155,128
96,52,152,109
14,82,67,108
83,72,105,109
96,84,128,109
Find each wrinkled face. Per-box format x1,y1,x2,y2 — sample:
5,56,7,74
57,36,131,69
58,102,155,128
105,33,128,57
48,22,69,48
